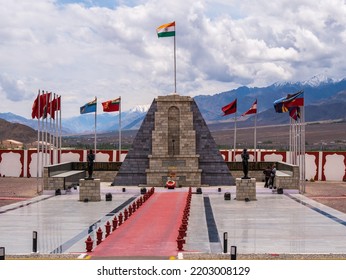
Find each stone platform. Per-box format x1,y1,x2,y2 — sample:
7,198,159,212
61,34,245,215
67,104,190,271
236,178,257,200
79,178,101,202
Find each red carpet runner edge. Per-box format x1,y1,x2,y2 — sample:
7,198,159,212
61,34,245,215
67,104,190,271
87,189,189,258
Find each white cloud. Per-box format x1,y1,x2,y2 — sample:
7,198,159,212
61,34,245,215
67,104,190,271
0,74,33,101
0,0,345,118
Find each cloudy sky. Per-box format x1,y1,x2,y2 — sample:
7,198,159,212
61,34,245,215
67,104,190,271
1,0,346,118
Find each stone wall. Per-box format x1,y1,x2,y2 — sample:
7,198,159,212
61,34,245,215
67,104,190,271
229,161,300,189
112,101,157,186
92,171,117,183
46,177,65,191
231,171,265,182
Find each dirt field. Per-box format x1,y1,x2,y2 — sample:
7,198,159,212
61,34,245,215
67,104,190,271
0,177,40,207
211,121,346,150
1,177,346,213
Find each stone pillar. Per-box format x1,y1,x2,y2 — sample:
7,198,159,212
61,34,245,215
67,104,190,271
79,179,101,202
236,178,256,201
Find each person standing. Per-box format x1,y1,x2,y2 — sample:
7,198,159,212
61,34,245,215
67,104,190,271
269,164,276,189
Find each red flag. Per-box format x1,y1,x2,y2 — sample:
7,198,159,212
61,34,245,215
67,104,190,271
241,99,257,116
41,92,51,119
48,96,61,119
31,92,51,119
31,93,40,119
222,99,237,116
289,107,300,120
285,90,304,108
286,96,304,107
102,98,120,112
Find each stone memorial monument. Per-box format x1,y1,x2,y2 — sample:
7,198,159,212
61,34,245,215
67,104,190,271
113,93,234,187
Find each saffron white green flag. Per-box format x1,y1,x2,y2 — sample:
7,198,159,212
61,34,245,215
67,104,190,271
156,21,175,37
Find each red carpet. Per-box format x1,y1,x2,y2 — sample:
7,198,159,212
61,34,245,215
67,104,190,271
89,191,187,257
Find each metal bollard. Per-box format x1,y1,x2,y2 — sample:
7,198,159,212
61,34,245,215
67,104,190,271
32,231,38,253
0,247,5,260
223,232,228,253
230,246,237,260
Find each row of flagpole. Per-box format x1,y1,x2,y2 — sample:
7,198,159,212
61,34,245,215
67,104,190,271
32,90,62,194
32,92,122,176
32,90,62,177
222,91,305,193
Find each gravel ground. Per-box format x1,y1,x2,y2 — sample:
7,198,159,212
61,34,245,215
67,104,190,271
1,177,346,260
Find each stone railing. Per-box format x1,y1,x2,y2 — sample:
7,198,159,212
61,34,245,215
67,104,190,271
226,161,299,189
44,162,121,190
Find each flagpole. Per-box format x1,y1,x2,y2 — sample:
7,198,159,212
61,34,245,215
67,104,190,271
49,94,53,165
119,96,122,162
54,94,58,164
289,117,292,164
52,93,56,164
254,111,257,162
59,95,62,163
36,90,41,192
94,97,97,159
301,105,306,193
41,91,45,172
174,28,177,93
45,93,49,167
233,111,237,161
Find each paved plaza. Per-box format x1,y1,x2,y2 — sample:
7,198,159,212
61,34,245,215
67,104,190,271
1,182,346,258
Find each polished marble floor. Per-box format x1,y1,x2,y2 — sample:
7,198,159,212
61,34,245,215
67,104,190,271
1,183,346,256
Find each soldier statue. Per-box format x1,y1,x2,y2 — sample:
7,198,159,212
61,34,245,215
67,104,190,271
241,148,250,179
87,149,95,179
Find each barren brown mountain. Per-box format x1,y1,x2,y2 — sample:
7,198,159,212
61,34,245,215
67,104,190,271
0,118,37,145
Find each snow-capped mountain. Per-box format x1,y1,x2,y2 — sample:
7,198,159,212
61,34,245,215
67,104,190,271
301,74,339,87
1,75,345,134
61,104,150,133
128,104,151,114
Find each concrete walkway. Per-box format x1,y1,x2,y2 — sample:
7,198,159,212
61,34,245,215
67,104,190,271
1,183,346,257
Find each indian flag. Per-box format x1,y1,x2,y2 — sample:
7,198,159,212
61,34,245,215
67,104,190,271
156,21,175,38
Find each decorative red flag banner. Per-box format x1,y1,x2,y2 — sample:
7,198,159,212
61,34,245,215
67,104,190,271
31,92,51,119
102,98,120,112
222,99,237,116
48,96,61,119
31,94,40,119
241,99,257,116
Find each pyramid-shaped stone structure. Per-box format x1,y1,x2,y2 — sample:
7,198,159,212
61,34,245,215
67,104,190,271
112,94,234,187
